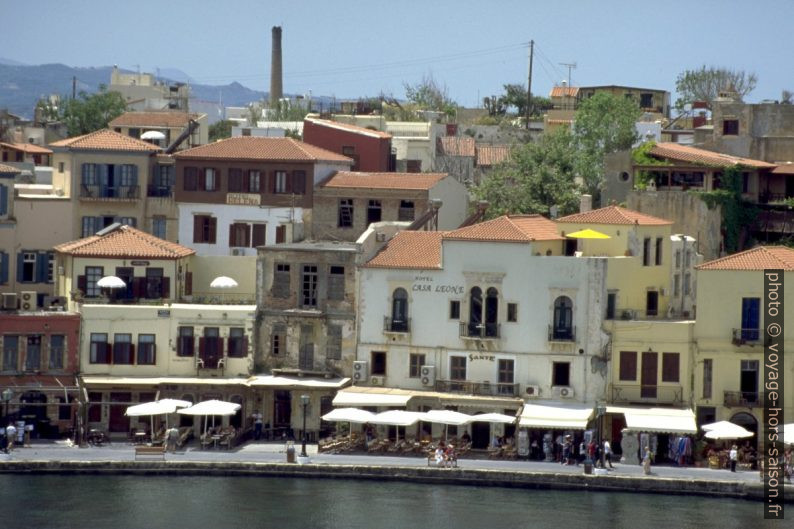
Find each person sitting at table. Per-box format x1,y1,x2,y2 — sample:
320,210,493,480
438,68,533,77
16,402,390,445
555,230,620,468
461,432,471,445
435,443,446,467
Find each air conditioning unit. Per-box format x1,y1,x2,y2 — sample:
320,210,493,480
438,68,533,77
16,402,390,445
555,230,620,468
230,248,244,256
370,376,384,386
375,232,387,242
352,360,368,383
20,291,38,311
1,292,17,310
420,365,435,387
552,386,575,399
525,385,541,397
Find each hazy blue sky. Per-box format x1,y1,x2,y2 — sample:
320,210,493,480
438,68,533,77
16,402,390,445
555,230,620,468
1,0,791,107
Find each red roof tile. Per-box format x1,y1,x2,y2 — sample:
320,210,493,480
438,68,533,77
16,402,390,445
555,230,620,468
366,231,444,269
438,136,475,157
49,129,162,152
445,215,564,243
557,206,673,226
696,246,794,271
320,171,446,190
648,143,775,169
771,163,794,175
54,224,195,259
173,137,352,163
0,142,53,154
476,145,510,167
304,117,392,139
550,86,580,98
109,111,199,128
0,163,21,174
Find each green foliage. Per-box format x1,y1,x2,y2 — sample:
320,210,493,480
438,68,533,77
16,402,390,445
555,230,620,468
483,84,552,118
472,128,581,218
60,85,127,136
675,65,757,110
208,120,234,142
694,166,758,253
631,141,672,190
403,74,458,117
266,99,310,121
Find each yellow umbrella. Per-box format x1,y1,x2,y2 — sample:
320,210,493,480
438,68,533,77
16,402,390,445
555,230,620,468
565,228,611,239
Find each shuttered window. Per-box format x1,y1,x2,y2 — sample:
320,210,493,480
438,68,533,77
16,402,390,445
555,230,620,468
326,324,342,360
619,351,637,381
227,168,243,192
272,264,290,298
252,224,266,247
184,167,198,191
662,352,680,383
327,266,345,301
193,215,217,244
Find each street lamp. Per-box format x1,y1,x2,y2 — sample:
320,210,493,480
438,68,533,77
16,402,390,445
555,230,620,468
596,404,607,469
300,394,310,457
2,388,13,424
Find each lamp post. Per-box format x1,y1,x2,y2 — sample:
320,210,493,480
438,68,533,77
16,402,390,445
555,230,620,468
300,394,309,457
597,404,607,469
2,388,12,424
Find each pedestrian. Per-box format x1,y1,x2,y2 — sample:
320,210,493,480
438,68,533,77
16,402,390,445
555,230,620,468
783,447,792,483
252,411,263,441
603,439,614,469
166,427,179,453
642,446,652,475
5,423,16,452
729,444,738,472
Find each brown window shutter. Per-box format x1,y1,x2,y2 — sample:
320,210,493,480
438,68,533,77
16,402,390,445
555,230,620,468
252,225,266,247
184,167,197,191
244,224,251,247
271,172,277,193
285,173,293,194
185,271,193,295
294,172,306,194
229,223,236,246
133,277,147,299
228,169,242,192
662,352,680,382
161,277,170,299
214,168,221,191
619,351,637,381
193,215,202,243
209,217,217,243
276,225,286,243
77,275,87,294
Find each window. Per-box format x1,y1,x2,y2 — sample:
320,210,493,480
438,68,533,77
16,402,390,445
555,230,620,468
740,359,759,398
646,291,659,317
371,351,387,376
49,335,65,370
552,296,573,340
702,359,713,399
338,199,354,227
271,324,285,356
138,334,156,365
229,222,251,247
406,160,421,172
88,392,102,422
203,168,218,191
498,359,514,384
675,249,681,269
58,162,64,173
21,252,36,282
184,167,198,191
273,264,290,298
409,353,425,378
292,171,306,194
301,265,318,308
507,303,518,322
84,266,104,297
740,297,760,341
449,300,460,320
227,328,247,358
642,237,651,266
113,333,133,364
467,287,483,336
176,327,194,357
275,225,287,243
606,292,616,320
398,200,415,221
248,170,261,193
90,333,109,364
655,237,663,266
0,251,7,284
81,216,98,237
0,184,7,216
391,288,408,331
367,200,382,224
2,335,18,371
152,165,175,196
662,352,680,383
683,273,691,296
25,335,41,371
619,351,637,381
326,324,342,360
200,327,222,369
450,356,466,381
252,224,266,247
274,171,287,193
227,168,243,192
552,362,571,387
723,119,739,135
299,325,314,370
342,146,360,170
684,249,692,268
673,274,680,297
145,267,165,299
328,266,345,301
193,215,217,244
639,93,653,108
152,216,166,239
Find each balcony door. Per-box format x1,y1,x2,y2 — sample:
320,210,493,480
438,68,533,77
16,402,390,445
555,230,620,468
641,351,658,399
740,360,759,403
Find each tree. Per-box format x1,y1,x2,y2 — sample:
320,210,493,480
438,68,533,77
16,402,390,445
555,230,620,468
403,74,457,117
209,120,234,142
472,128,581,218
573,92,641,199
675,66,757,110
60,85,127,137
483,84,552,118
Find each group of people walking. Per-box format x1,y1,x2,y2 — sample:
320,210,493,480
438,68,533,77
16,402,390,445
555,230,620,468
558,435,615,469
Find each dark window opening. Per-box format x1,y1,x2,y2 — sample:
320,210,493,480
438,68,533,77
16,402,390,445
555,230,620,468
371,351,387,376
552,362,570,386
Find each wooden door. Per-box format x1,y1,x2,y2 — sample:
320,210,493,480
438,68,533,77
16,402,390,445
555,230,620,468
109,392,131,433
641,352,658,399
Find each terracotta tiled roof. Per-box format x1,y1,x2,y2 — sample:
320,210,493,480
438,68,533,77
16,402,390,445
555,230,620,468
696,246,794,271
365,231,444,269
647,143,775,169
0,142,53,154
771,163,794,175
49,129,162,152
173,137,352,163
476,145,510,167
0,163,21,174
54,224,195,259
304,117,392,139
320,171,446,190
438,136,475,157
109,111,198,128
550,86,580,98
557,206,673,226
445,215,564,243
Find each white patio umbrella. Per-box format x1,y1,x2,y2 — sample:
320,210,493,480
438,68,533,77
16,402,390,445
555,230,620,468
424,410,471,441
140,130,166,141
702,420,754,440
322,408,377,438
783,423,794,446
210,276,238,303
178,399,242,436
369,410,428,441
467,412,517,424
97,275,126,289
125,398,192,432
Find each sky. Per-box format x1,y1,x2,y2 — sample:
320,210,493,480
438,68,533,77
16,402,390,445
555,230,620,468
1,0,792,107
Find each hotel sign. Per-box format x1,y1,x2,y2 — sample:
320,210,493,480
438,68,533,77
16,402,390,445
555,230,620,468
226,193,261,206
411,275,464,295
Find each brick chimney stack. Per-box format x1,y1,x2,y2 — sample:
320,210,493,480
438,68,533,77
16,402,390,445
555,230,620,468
270,26,283,106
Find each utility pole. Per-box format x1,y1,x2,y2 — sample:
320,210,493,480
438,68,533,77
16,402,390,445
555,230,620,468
559,62,577,87
525,40,534,130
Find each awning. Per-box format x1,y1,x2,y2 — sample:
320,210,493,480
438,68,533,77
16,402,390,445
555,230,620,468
80,376,250,386
247,375,350,389
565,228,611,239
467,412,517,424
321,408,377,424
333,389,412,407
424,409,471,426
0,375,79,392
518,403,594,430
618,407,697,434
369,410,428,426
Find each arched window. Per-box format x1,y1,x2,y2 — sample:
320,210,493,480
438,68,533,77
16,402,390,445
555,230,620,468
485,287,499,337
391,288,408,332
468,287,483,336
553,296,574,340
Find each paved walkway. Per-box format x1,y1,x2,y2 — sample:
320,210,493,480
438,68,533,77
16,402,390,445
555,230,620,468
0,440,770,485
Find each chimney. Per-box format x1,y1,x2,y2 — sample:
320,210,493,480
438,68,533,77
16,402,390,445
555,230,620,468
270,26,283,106
579,194,592,213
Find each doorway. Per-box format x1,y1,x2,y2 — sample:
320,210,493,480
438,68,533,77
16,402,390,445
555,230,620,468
273,390,292,438
108,392,131,433
471,421,490,449
641,351,658,399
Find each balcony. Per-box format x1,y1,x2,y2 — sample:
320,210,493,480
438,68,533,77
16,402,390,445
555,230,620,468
724,390,764,408
732,328,761,346
80,184,140,200
147,185,173,198
435,379,519,397
609,384,683,406
548,325,576,342
459,321,500,339
383,316,410,334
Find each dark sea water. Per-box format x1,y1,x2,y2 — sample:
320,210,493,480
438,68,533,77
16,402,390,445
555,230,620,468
0,474,781,529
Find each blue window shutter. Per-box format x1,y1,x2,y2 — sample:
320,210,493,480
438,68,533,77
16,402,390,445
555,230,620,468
0,252,8,284
16,251,25,282
36,252,48,283
0,184,7,216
